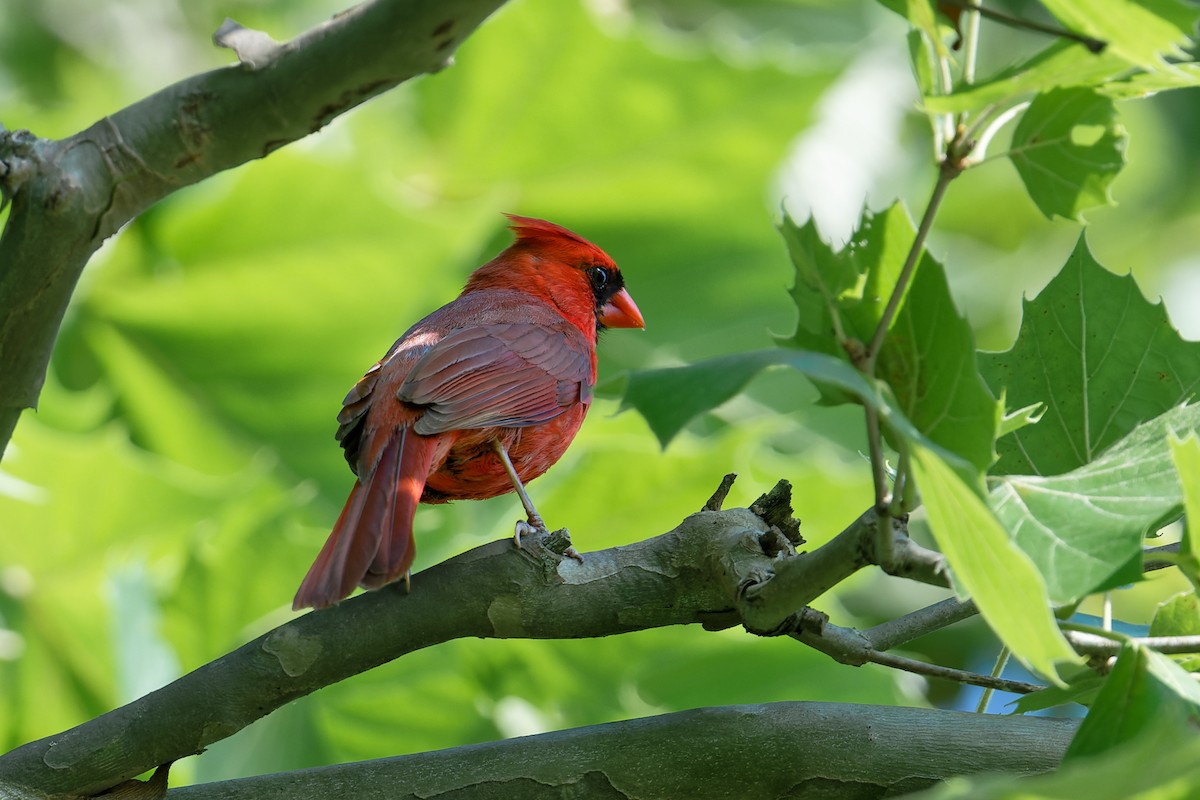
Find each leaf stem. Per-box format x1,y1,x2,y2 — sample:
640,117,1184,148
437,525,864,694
863,157,959,375
975,646,1011,713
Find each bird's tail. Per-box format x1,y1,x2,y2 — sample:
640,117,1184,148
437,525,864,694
292,426,438,610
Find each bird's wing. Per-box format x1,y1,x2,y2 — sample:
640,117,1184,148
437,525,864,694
396,322,594,435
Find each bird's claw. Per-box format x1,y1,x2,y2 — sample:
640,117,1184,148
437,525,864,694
513,519,546,548
512,520,584,563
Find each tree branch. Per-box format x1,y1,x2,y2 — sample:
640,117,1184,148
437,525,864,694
0,508,784,796
0,0,509,461
164,703,1077,799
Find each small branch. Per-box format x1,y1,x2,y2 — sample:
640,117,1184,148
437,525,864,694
793,620,1042,695
1066,631,1200,657
1144,541,1181,572
703,473,738,512
867,649,1041,695
865,596,978,652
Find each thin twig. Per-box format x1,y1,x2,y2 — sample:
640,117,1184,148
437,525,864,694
1066,631,1200,657
866,596,978,652
1144,541,1181,572
867,649,1042,694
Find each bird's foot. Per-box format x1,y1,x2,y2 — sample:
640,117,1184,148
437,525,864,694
512,520,584,563
513,518,547,549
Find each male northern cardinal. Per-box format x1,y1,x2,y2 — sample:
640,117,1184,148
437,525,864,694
293,215,644,610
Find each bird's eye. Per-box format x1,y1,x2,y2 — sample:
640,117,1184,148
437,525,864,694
589,267,609,291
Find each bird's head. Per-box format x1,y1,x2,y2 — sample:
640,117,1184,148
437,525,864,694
467,214,645,334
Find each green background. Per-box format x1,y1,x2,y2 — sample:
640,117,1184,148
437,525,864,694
2,0,1197,784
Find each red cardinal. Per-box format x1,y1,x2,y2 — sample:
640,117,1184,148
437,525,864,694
293,215,644,610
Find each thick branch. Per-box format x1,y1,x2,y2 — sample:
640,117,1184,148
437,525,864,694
0,0,508,459
0,509,778,796
166,702,1076,799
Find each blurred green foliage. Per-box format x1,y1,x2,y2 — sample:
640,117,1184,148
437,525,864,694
2,0,1200,787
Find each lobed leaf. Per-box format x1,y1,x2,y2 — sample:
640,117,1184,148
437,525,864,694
778,206,998,472
990,404,1200,605
980,236,1200,477
1039,0,1199,70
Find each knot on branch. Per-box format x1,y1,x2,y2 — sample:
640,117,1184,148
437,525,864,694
213,19,283,69
0,128,39,211
750,480,803,547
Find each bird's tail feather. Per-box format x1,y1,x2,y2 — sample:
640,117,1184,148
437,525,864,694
292,426,436,610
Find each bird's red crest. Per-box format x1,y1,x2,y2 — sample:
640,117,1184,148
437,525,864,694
503,214,613,265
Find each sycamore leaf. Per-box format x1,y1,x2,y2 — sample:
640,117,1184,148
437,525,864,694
778,206,997,472
980,236,1200,477
1008,88,1127,221
1039,0,1199,70
620,348,970,474
922,41,1132,114
1065,642,1200,760
911,443,1081,682
990,404,1200,604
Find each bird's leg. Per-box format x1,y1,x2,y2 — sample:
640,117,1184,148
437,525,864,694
492,438,546,542
491,439,583,562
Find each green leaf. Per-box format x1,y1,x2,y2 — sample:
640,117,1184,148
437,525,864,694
980,236,1200,477
620,347,980,483
778,206,998,471
990,404,1200,604
1101,62,1200,99
1169,434,1200,588
1066,642,1200,760
1040,0,1199,70
922,41,1132,114
1149,591,1200,671
910,443,1081,681
1011,672,1104,713
621,349,874,449
1008,88,1127,221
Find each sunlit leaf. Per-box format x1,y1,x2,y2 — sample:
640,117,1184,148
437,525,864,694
990,404,1200,604
910,443,1081,682
981,236,1200,476
922,41,1131,114
1008,89,1127,220
1039,0,1199,70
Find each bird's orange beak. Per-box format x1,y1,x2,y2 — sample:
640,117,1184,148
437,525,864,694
599,288,645,329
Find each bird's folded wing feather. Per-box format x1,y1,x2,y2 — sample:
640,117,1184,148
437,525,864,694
397,322,593,435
